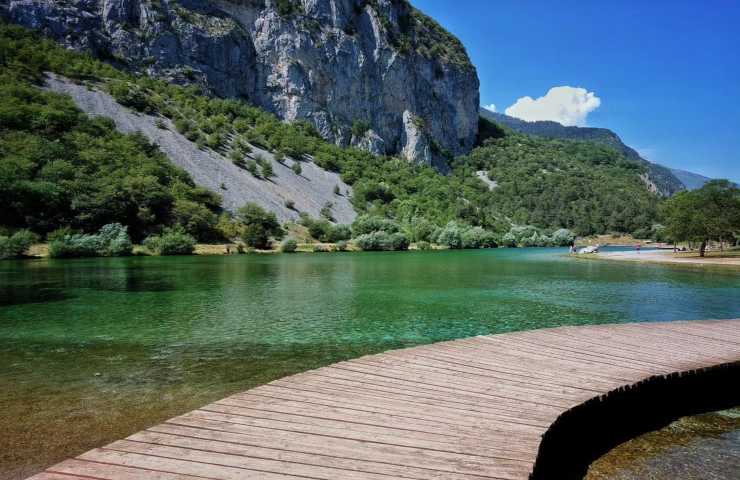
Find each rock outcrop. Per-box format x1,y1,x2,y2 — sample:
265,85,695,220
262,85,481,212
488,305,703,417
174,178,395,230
3,0,480,169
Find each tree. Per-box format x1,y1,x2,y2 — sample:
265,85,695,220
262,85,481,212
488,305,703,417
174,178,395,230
237,202,284,249
261,161,274,178
660,180,740,256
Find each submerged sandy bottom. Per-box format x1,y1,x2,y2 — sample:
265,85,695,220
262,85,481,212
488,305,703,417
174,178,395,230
587,408,740,479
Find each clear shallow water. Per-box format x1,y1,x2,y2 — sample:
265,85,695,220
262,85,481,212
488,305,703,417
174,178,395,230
587,409,740,479
1,248,739,479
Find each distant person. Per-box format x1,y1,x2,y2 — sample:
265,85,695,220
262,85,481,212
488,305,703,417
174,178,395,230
635,243,641,254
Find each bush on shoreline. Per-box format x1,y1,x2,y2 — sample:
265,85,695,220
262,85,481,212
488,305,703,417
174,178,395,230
0,230,39,259
281,238,298,253
237,202,283,249
354,231,409,251
48,223,133,258
143,228,196,255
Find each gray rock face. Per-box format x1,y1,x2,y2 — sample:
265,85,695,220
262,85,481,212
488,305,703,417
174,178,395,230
4,0,480,169
44,74,356,224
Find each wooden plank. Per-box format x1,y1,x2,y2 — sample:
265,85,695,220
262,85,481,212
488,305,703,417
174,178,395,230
27,319,740,480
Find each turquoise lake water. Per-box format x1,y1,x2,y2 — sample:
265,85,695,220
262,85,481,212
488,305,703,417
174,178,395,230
1,248,738,478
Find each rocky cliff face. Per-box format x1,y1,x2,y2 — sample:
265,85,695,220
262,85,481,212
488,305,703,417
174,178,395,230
3,0,479,170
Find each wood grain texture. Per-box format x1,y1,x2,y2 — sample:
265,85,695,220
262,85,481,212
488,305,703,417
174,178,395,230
27,320,740,480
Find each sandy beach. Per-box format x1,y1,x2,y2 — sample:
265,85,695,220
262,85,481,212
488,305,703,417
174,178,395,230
594,249,740,268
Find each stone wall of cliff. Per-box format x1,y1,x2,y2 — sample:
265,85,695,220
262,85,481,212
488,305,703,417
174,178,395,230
3,0,480,170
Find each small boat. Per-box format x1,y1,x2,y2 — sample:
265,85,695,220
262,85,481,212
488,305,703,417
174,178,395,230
577,245,600,254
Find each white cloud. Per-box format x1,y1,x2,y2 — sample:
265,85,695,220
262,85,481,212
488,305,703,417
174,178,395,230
505,86,601,126
482,103,497,112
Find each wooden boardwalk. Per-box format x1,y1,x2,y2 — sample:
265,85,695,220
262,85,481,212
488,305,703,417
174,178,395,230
29,320,740,480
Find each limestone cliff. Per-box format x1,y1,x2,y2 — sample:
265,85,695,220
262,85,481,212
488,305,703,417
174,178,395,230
3,0,480,170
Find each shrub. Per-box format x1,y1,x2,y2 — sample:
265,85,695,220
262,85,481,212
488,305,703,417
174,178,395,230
351,120,371,138
307,219,331,241
261,161,274,178
291,162,302,175
320,202,334,221
354,231,409,251
351,215,400,236
0,230,39,259
551,228,576,247
155,118,167,129
284,199,296,210
174,118,191,134
461,226,497,249
49,234,103,258
237,202,283,249
336,240,349,251
230,149,246,166
281,238,298,253
407,216,436,242
143,228,196,256
501,232,517,247
436,222,497,249
108,81,154,113
327,224,352,242
47,223,132,258
97,223,133,256
415,240,431,250
246,159,260,177
436,221,464,249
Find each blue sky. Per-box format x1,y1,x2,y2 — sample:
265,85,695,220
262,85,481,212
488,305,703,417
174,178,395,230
413,0,740,182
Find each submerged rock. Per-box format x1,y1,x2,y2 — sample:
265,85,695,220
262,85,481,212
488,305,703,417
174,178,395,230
4,0,480,169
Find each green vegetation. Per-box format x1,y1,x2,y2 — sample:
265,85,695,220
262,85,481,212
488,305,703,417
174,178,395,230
0,23,673,256
351,120,371,138
237,202,283,249
280,237,298,253
0,230,38,259
433,221,497,249
459,130,659,236
48,223,133,258
143,227,197,256
350,215,409,251
660,180,740,256
299,214,351,243
354,231,409,251
0,24,223,242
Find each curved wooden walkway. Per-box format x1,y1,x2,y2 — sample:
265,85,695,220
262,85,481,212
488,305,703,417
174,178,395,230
29,320,740,480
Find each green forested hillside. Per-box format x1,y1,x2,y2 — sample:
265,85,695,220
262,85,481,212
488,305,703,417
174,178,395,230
459,125,659,236
0,30,222,241
0,23,662,245
480,110,685,196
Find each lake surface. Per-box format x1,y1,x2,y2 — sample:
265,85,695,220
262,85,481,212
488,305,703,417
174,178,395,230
1,248,739,479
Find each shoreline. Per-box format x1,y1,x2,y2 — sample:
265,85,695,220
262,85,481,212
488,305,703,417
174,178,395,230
586,249,740,268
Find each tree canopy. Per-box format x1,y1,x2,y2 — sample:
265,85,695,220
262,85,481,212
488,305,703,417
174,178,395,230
660,180,740,255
